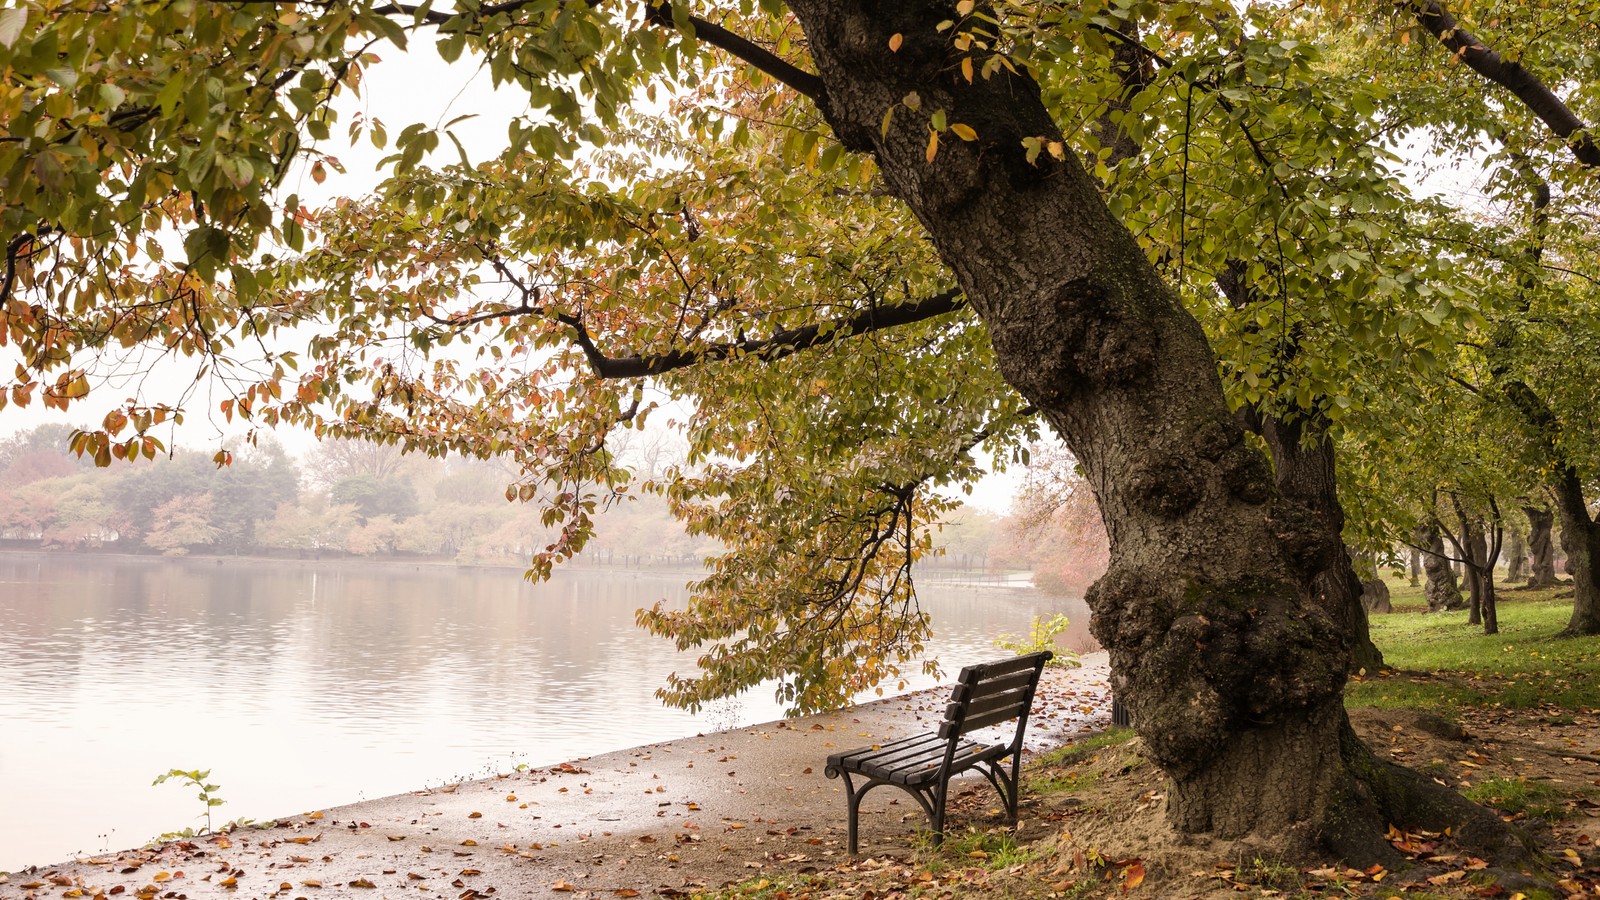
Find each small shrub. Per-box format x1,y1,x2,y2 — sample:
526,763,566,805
994,614,1081,667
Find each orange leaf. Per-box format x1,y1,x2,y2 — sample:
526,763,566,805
552,881,576,892
888,33,903,52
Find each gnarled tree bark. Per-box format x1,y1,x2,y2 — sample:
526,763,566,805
1505,524,1527,584
1525,505,1557,587
1418,523,1466,612
784,0,1516,862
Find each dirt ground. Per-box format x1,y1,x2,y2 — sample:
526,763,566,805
818,680,1600,900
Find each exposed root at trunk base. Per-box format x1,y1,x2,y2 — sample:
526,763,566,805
1031,712,1558,899
1153,703,1531,870
1325,713,1534,868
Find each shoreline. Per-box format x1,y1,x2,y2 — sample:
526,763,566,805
0,546,1038,588
1,654,1112,898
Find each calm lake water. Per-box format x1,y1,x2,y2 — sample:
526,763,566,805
0,553,1093,871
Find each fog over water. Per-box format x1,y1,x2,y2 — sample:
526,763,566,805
0,553,1091,870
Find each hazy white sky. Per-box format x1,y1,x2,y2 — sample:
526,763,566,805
0,38,1029,511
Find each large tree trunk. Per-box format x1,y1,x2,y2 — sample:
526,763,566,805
1453,516,1484,626
1361,578,1392,615
1525,505,1557,587
1505,524,1527,583
1408,546,1420,586
1552,474,1600,635
1417,523,1466,611
1450,507,1501,635
1257,419,1385,675
787,0,1513,861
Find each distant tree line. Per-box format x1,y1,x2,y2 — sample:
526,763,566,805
0,425,1028,573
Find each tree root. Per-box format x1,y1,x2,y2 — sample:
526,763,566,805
1328,715,1535,868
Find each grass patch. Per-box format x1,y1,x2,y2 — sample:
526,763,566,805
1034,727,1135,768
1348,581,1600,711
918,827,1038,871
703,874,821,899
1462,776,1572,821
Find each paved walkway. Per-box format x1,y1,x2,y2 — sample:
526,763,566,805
2,656,1110,900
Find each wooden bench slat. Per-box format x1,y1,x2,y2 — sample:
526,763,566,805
956,703,1035,734
965,652,1052,680
963,668,1039,700
832,733,946,773
947,684,1032,722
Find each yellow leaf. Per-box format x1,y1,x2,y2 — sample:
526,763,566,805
888,33,903,52
956,0,975,14
950,123,977,141
926,130,939,163
961,57,973,83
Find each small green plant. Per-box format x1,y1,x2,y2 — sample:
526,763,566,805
152,768,230,839
918,826,1037,869
994,614,1081,667
1232,853,1302,891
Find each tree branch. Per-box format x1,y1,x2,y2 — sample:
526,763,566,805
565,289,965,379
644,3,826,102
1406,1,1600,168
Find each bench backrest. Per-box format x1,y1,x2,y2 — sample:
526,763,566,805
937,651,1052,748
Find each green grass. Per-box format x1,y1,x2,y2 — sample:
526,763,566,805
702,874,821,899
917,827,1039,871
1346,581,1600,711
1462,776,1573,821
1033,727,1136,768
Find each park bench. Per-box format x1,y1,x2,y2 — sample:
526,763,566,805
824,650,1052,854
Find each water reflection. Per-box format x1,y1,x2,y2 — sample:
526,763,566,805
0,553,1092,870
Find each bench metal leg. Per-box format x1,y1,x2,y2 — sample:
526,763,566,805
838,774,948,855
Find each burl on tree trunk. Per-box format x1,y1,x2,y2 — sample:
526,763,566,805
1505,525,1527,584
786,0,1522,862
1417,524,1466,612
1553,476,1600,635
1525,505,1557,588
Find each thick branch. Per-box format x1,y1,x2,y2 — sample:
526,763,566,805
1407,1,1600,168
645,3,826,101
565,289,964,379
373,0,827,100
